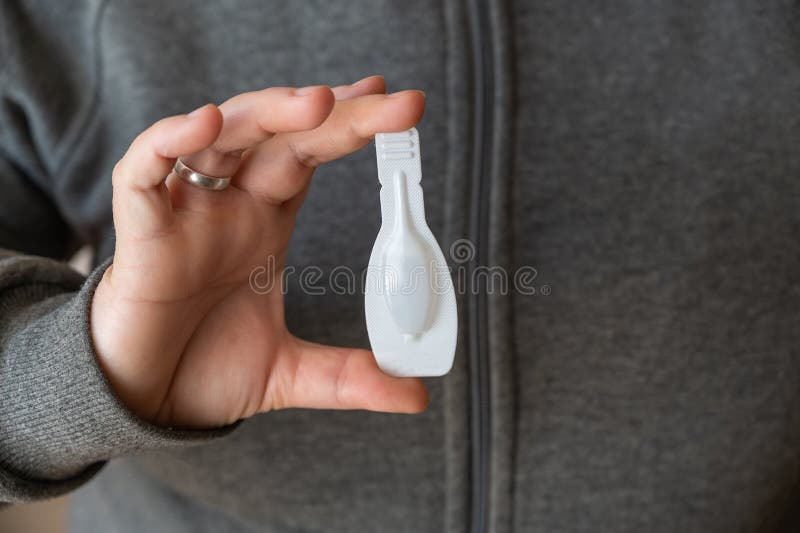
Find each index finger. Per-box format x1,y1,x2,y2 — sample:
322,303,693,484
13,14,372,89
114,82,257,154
181,85,335,178
233,90,426,202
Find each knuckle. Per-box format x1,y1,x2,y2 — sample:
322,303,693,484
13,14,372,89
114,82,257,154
111,159,128,187
264,354,300,411
264,373,290,411
333,358,352,408
287,140,320,168
335,350,368,409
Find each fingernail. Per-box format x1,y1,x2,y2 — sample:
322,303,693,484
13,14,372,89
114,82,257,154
187,103,210,117
294,85,324,96
354,74,384,86
388,90,426,98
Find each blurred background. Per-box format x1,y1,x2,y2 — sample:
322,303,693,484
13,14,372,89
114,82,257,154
0,497,68,532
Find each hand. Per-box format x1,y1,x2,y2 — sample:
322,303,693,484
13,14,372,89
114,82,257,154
90,76,428,428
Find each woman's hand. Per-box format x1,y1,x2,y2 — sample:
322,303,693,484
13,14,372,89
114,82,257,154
90,76,428,428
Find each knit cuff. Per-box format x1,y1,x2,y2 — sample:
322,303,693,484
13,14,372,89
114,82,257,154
0,255,238,502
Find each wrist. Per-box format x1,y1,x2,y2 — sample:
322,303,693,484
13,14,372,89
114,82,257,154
89,266,178,422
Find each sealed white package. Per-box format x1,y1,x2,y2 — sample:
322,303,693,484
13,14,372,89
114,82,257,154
365,128,458,377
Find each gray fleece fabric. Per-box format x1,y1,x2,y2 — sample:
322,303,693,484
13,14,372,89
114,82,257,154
1,1,799,532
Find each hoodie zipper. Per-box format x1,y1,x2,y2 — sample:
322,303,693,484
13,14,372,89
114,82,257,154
467,0,493,532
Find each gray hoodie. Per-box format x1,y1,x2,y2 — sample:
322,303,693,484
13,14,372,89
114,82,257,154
1,1,798,532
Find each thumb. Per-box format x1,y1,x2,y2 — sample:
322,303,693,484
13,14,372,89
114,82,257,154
112,104,223,239
265,337,430,414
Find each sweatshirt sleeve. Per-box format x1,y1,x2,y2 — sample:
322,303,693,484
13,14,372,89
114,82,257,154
0,3,238,505
0,254,239,502
0,253,238,504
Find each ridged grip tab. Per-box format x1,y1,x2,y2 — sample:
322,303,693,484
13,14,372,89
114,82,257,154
375,128,422,185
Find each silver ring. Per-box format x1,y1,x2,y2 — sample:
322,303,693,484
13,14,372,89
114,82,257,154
173,159,232,191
